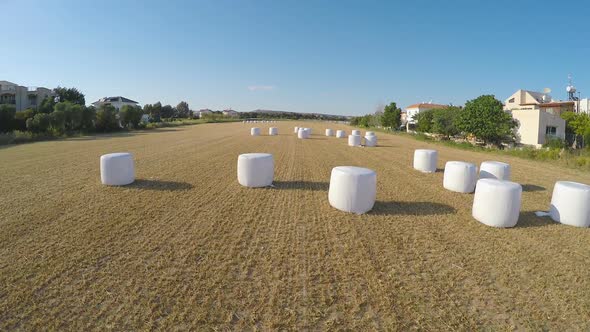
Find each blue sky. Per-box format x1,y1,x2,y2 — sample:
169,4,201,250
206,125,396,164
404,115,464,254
2,0,589,115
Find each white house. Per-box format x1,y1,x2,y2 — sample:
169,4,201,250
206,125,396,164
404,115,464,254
405,103,448,124
196,109,213,118
222,109,238,117
504,89,570,147
92,96,139,110
0,80,55,111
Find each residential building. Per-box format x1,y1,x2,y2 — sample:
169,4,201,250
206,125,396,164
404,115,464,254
405,103,447,124
0,80,55,111
92,96,139,110
504,89,569,147
577,98,590,114
196,109,213,118
222,109,238,117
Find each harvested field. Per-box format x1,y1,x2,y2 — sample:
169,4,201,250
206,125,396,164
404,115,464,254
1,122,590,330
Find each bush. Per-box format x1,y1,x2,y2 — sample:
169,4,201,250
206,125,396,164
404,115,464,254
13,108,37,131
543,137,565,149
0,104,16,133
26,113,51,133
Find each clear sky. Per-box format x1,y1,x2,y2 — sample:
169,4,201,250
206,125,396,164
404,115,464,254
2,0,590,115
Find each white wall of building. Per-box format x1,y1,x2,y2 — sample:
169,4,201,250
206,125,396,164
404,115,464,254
512,109,565,147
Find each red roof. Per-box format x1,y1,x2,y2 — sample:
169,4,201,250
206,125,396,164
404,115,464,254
405,103,447,109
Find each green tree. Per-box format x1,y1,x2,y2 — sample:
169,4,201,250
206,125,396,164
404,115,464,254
55,101,84,131
119,105,143,128
0,104,16,132
457,95,516,146
54,87,85,105
161,104,174,119
26,113,51,133
144,102,162,122
381,102,401,129
414,109,435,133
37,96,56,114
176,101,190,118
562,111,590,148
81,106,96,130
49,110,66,135
95,104,120,132
431,106,461,138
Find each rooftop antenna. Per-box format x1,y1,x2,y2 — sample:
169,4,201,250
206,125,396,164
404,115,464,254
567,74,579,101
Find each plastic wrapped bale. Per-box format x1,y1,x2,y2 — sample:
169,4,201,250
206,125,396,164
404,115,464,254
352,129,361,135
325,129,334,136
443,161,477,193
297,128,309,139
251,127,260,136
549,181,590,227
479,161,511,180
100,153,135,186
472,179,522,228
294,126,300,133
366,131,375,136
328,166,376,214
307,128,312,135
336,130,346,138
413,149,438,173
269,127,278,136
237,153,274,188
348,134,361,147
365,135,377,147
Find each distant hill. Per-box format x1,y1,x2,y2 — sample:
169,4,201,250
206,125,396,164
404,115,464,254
246,109,351,121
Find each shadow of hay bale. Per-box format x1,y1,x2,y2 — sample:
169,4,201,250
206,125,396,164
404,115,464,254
521,184,545,192
126,179,193,191
273,181,329,191
516,211,556,228
370,201,456,216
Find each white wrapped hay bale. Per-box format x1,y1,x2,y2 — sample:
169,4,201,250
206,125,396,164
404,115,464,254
472,179,522,228
364,135,377,147
351,129,361,135
237,153,274,187
325,129,334,136
348,134,361,146
328,166,376,214
443,161,477,193
336,130,346,138
549,181,590,227
298,128,309,139
365,131,375,136
251,127,260,136
269,127,278,135
294,126,299,133
413,149,438,173
479,161,510,180
100,153,135,186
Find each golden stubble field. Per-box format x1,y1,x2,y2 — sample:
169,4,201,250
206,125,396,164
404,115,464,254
1,121,590,330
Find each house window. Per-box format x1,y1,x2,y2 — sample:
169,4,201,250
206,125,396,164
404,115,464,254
508,98,515,103
546,126,557,136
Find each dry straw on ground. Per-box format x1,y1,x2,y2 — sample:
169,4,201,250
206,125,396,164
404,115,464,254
1,122,590,330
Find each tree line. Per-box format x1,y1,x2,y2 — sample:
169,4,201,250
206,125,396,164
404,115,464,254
352,95,520,147
0,87,194,137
